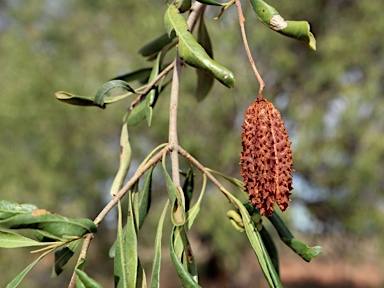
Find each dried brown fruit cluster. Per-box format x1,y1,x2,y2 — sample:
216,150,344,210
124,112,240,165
240,98,293,216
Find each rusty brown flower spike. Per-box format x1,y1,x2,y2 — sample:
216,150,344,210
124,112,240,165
240,98,293,216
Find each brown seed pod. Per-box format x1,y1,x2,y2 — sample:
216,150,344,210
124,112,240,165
240,98,293,216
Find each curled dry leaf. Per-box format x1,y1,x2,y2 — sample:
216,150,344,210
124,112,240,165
240,98,293,216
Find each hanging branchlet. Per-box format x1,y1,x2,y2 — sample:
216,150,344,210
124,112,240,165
240,98,293,216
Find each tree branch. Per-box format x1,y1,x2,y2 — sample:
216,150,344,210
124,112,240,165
235,0,265,98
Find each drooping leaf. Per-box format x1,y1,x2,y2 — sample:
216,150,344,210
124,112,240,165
93,80,135,108
248,0,316,50
0,210,97,238
260,225,279,275
195,11,214,101
114,201,129,288
149,201,169,288
6,249,52,288
55,90,135,108
165,5,235,88
0,201,38,220
75,259,103,288
33,229,64,242
145,53,161,127
267,212,322,262
161,153,186,226
52,240,80,277
110,123,132,196
136,166,154,229
170,226,201,288
125,191,139,288
182,168,194,212
111,68,152,84
126,100,147,126
185,174,206,230
138,33,175,57
0,229,49,248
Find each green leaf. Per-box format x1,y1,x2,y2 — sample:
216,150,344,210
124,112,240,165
125,192,139,288
0,201,38,220
145,53,161,127
111,68,152,84
110,123,132,196
33,229,65,242
195,11,214,101
196,0,228,6
6,249,52,288
93,80,135,108
52,240,80,277
136,166,154,229
75,259,103,288
161,153,186,226
174,0,192,13
267,212,322,262
0,229,49,248
165,5,235,88
0,210,97,238
126,100,147,126
149,200,169,288
248,0,316,50
138,33,175,57
170,226,201,288
260,225,279,275
55,90,135,108
185,174,206,230
182,168,194,212
114,201,129,288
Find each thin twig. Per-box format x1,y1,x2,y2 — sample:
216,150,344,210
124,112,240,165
235,0,265,98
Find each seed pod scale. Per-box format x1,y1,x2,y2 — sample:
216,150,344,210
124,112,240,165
240,98,293,216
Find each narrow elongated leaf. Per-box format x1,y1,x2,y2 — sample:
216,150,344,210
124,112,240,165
161,153,186,226
93,80,135,108
182,168,194,212
0,210,97,238
170,227,201,288
136,166,154,229
0,201,37,220
267,212,322,262
33,229,65,242
185,174,206,230
146,53,161,127
196,0,227,6
149,200,169,288
165,5,235,88
126,100,147,126
6,249,52,288
75,259,103,288
126,192,138,288
55,90,135,108
248,0,316,50
0,229,49,248
52,240,80,277
111,68,152,84
138,33,174,57
260,225,279,275
110,123,132,196
114,201,129,288
195,12,214,101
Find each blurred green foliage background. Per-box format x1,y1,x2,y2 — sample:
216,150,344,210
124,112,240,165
1,0,384,287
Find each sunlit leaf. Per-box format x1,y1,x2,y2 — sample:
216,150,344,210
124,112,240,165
149,201,169,288
6,249,52,288
0,210,97,238
126,191,138,288
0,229,49,248
165,5,235,88
185,174,206,230
196,0,228,6
146,53,161,127
110,123,132,196
0,201,38,220
249,0,316,50
114,202,129,288
161,153,186,226
75,259,103,288
170,226,201,288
